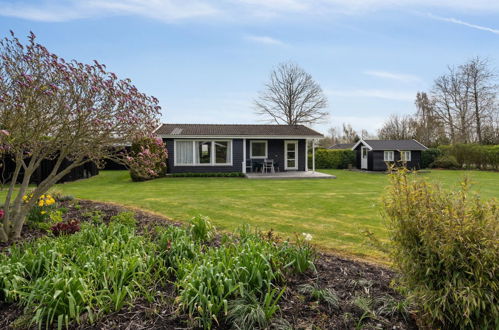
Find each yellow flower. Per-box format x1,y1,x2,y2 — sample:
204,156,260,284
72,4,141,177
41,211,46,215
38,200,44,207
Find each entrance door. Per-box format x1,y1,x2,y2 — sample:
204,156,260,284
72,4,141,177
285,141,298,170
361,146,368,169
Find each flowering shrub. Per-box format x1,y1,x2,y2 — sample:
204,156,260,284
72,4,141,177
50,220,80,236
127,137,168,182
0,209,4,220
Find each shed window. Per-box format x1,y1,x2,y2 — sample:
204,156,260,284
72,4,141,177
250,141,267,159
384,151,394,162
400,151,411,162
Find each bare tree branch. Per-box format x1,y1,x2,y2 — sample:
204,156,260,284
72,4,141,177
255,62,328,125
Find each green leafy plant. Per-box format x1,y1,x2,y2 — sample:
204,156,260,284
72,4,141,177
282,233,316,274
227,286,285,330
298,283,339,309
382,168,499,328
110,211,137,228
188,215,215,241
0,222,164,329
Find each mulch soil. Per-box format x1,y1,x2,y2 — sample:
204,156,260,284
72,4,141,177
0,199,418,329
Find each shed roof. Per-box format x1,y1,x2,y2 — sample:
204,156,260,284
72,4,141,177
328,143,355,150
155,124,323,138
352,139,427,151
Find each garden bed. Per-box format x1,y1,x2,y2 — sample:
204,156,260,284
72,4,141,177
0,199,417,329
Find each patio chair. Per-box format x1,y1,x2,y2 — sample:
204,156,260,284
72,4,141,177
245,159,253,173
262,159,275,174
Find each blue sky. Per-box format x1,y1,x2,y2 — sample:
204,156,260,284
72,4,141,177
0,1,498,134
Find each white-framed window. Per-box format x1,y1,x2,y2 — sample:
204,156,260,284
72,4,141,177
384,150,394,162
400,151,411,162
250,140,267,159
175,140,232,166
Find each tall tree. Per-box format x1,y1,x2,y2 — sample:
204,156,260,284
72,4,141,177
0,32,160,242
255,62,328,125
414,92,446,146
463,57,498,144
342,123,360,143
377,114,415,140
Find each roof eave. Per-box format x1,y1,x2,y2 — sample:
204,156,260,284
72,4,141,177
157,134,323,139
351,139,372,151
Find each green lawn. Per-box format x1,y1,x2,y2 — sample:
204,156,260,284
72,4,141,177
4,170,498,262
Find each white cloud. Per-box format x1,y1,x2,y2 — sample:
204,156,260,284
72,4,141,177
327,89,415,101
0,0,218,22
245,35,285,45
1,0,499,23
427,13,499,35
364,70,421,83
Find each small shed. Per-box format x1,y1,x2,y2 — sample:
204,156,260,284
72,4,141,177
351,139,427,171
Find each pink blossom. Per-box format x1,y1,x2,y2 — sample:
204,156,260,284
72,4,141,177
0,130,10,136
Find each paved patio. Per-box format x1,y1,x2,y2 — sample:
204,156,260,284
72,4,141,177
245,171,335,179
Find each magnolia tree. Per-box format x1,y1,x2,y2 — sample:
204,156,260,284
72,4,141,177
127,137,168,182
0,32,161,242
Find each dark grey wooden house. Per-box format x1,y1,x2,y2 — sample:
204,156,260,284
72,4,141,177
351,139,427,171
155,124,323,174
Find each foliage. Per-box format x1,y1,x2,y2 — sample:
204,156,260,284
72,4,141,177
50,220,80,236
127,137,168,182
298,283,339,309
0,31,160,242
421,148,442,168
156,224,316,329
168,172,244,177
227,287,285,330
437,144,499,170
188,215,215,242
430,155,459,169
382,168,499,328
109,211,137,228
24,193,60,230
310,148,356,169
281,233,316,274
0,221,164,329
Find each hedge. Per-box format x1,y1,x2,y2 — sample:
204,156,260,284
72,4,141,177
167,172,245,178
431,144,499,170
308,149,356,169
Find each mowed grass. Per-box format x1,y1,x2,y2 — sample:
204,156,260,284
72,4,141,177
6,169,499,262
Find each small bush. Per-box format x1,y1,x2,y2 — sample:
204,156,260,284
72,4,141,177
382,169,499,328
421,148,442,168
430,155,459,169
308,149,355,169
110,211,137,228
127,137,168,182
50,220,80,236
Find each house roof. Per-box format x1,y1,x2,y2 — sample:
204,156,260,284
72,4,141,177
155,124,323,138
328,143,355,150
351,139,427,151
